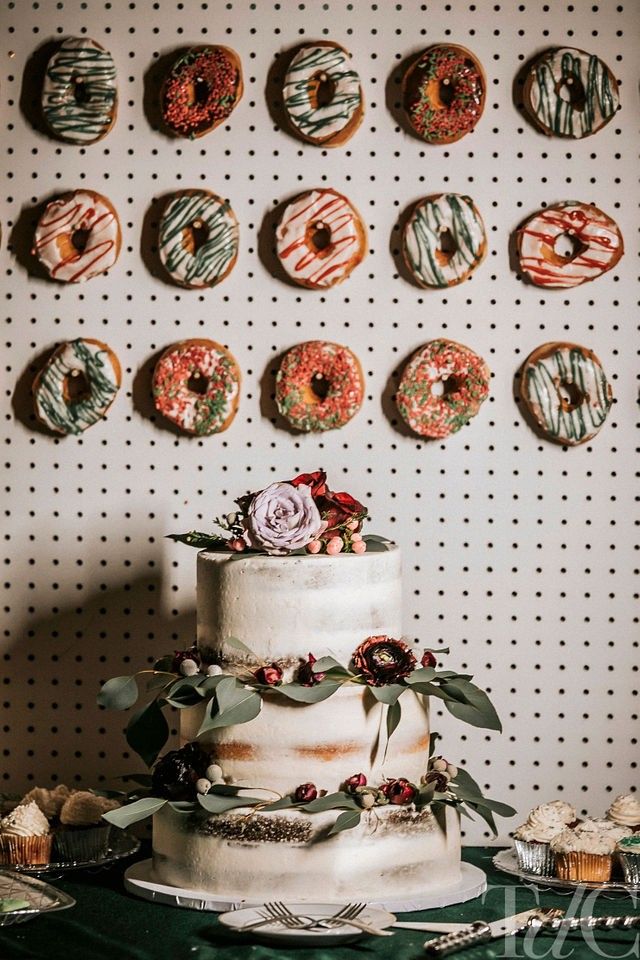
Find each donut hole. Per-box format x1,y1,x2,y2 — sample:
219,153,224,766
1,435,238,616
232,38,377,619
310,71,336,109
71,76,88,105
436,226,458,264
187,371,209,395
439,76,457,107
310,372,331,401
193,76,211,105
64,370,92,405
557,74,586,111
432,376,460,399
308,221,332,255
558,379,584,412
71,228,91,253
187,218,210,254
553,231,587,263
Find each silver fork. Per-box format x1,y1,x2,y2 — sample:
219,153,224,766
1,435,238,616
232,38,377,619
272,901,392,938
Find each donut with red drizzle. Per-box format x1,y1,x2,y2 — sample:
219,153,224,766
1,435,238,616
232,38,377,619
161,46,243,139
517,202,623,288
33,189,121,283
275,188,367,289
396,339,490,439
402,44,486,145
275,341,364,432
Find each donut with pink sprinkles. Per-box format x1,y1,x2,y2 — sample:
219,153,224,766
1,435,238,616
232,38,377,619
396,339,490,439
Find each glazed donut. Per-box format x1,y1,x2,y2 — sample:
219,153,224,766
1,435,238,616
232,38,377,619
152,339,241,436
275,188,367,289
32,338,121,435
282,41,364,146
275,341,364,432
521,342,612,445
161,46,243,139
402,193,486,288
523,47,619,139
33,190,121,283
402,44,485,145
158,190,239,289
517,202,623,288
42,37,118,144
396,339,490,439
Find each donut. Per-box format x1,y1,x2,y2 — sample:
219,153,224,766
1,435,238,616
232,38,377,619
402,44,485,145
402,193,486,288
152,339,241,436
523,47,619,139
282,41,364,146
158,190,239,289
275,188,367,289
396,339,490,439
517,202,623,288
161,46,243,139
521,342,612,445
275,341,364,432
32,338,121,435
41,37,118,144
33,190,121,283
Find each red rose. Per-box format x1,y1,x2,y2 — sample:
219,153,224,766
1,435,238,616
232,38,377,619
294,782,318,803
352,636,417,686
297,652,325,687
253,662,283,686
318,489,367,535
344,773,367,792
421,650,437,669
380,778,417,805
289,470,327,498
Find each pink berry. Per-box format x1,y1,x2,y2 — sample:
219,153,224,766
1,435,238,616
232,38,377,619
351,532,363,543
352,540,367,555
228,537,246,552
346,519,359,531
326,537,343,556
307,540,322,554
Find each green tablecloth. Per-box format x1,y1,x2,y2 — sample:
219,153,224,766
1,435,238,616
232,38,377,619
0,847,637,960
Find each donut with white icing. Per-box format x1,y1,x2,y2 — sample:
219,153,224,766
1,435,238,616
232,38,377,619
32,338,121,435
517,202,623,288
42,37,118,144
275,340,364,432
33,190,121,283
396,339,490,439
161,46,243,139
282,41,364,146
152,339,241,436
523,47,619,139
520,341,612,446
275,188,366,289
402,193,486,288
158,190,239,289
402,44,486,145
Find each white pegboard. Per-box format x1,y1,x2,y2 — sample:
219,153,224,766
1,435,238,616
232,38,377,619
1,0,638,845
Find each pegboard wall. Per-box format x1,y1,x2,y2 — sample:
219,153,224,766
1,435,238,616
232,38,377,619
1,0,638,844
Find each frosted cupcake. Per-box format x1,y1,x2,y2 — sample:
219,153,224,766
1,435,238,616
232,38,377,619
22,784,72,820
576,818,632,843
551,827,616,882
0,801,52,865
513,803,568,875
54,792,120,861
606,795,640,833
616,835,640,884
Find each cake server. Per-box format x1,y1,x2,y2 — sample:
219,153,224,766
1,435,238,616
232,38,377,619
423,908,563,956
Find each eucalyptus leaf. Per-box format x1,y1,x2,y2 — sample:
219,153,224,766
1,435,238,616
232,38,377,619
261,796,297,812
428,732,441,758
277,681,342,703
197,793,262,813
465,802,498,836
167,531,229,550
97,675,139,711
406,667,436,684
450,786,516,817
195,675,229,696
302,792,360,813
153,655,175,673
443,683,502,731
146,671,177,693
103,797,167,829
310,656,343,673
329,810,362,835
225,636,259,661
198,681,261,734
360,538,390,553
369,684,406,706
165,678,206,707
386,700,402,741
126,699,169,767
168,801,196,814
362,535,393,544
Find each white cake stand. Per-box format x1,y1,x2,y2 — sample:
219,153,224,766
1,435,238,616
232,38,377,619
124,859,486,913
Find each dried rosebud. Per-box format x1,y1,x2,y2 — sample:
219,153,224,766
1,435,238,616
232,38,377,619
171,647,201,674
294,782,318,803
298,653,325,687
151,742,211,801
345,773,367,792
421,650,437,669
422,770,449,793
380,777,417,806
253,662,283,686
352,636,417,687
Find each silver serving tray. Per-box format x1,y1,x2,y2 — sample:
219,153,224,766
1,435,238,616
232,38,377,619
3,830,140,876
0,870,75,926
493,848,640,894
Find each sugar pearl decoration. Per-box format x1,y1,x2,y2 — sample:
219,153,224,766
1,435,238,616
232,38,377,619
180,658,199,677
196,778,212,795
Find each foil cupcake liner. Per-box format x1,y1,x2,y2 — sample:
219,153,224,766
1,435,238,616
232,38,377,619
617,851,640,884
514,839,555,876
0,834,52,865
554,851,613,883
53,824,111,861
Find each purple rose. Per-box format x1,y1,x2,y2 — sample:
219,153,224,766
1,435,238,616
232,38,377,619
253,662,283,686
345,773,367,792
379,777,417,806
245,482,323,555
294,782,318,803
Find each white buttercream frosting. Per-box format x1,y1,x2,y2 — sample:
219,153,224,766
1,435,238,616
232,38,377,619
576,818,632,842
551,827,616,856
606,794,640,828
0,802,50,838
513,801,571,843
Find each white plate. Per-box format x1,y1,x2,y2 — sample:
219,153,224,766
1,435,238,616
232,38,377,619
0,871,75,926
218,902,396,945
493,848,640,895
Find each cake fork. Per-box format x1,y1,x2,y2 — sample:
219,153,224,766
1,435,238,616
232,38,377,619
266,901,393,937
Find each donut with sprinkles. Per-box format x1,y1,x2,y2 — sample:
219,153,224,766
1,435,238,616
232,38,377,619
402,44,486,145
517,202,623,288
402,193,486,288
158,190,239,289
520,342,612,446
396,339,490,439
41,36,118,144
33,189,121,283
275,188,367,289
282,41,364,147
161,46,243,139
152,339,241,436
275,341,364,432
32,338,121,435
523,47,619,139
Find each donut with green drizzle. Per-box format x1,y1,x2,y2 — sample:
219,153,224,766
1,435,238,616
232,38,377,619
396,339,490,439
32,338,121,435
152,339,241,436
161,46,243,139
403,193,486,288
275,341,364,432
282,41,364,146
520,342,612,446
402,44,485,145
523,47,619,139
41,37,118,144
158,190,239,289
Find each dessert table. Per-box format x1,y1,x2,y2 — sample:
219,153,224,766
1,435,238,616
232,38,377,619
1,847,637,960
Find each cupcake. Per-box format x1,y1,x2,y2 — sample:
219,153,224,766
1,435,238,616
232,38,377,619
606,795,640,833
551,827,616,882
576,818,632,843
22,784,72,821
0,801,52,865
616,834,640,884
513,803,567,875
54,792,120,861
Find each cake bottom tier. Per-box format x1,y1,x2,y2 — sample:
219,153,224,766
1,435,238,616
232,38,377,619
152,802,461,903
